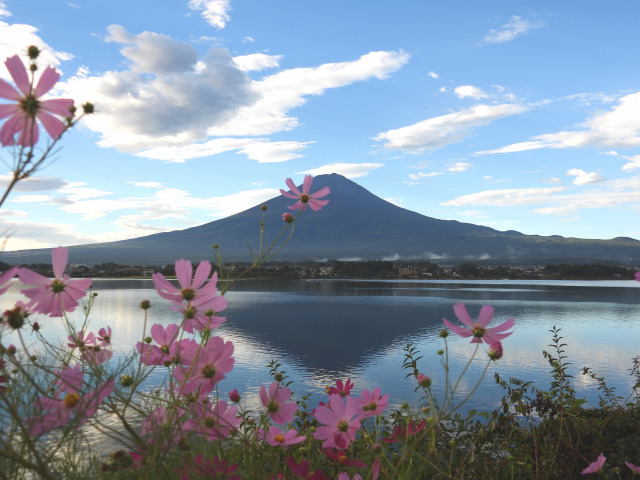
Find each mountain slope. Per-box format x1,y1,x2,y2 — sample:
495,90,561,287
4,173,640,265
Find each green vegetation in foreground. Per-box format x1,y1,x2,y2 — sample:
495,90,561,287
3,328,639,479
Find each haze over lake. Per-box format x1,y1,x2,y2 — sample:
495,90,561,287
3,278,639,415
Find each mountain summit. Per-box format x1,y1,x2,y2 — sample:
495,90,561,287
4,173,640,265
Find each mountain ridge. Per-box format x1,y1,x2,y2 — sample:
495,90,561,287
4,173,640,266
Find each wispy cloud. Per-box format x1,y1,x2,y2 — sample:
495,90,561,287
374,103,528,153
477,92,640,154
454,85,488,100
482,15,546,44
188,0,231,29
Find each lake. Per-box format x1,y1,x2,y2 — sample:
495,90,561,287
2,278,640,416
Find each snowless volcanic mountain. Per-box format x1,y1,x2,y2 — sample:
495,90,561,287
4,173,640,266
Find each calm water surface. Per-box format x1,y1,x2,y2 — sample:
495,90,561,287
3,278,640,415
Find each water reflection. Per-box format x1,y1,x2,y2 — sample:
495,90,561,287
1,279,639,413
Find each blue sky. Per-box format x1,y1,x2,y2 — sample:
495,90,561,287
1,1,640,255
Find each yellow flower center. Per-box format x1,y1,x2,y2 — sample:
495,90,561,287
273,434,285,443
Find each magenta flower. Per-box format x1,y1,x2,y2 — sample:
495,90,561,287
228,389,241,403
28,365,114,436
443,303,514,345
626,461,640,474
280,175,330,211
328,378,354,397
136,323,182,366
581,453,606,474
337,474,362,480
635,271,640,282
174,336,234,395
355,387,388,417
153,259,222,306
313,394,362,449
282,212,294,223
260,381,297,424
286,457,330,480
182,400,240,441
97,326,112,346
416,374,431,388
382,419,427,443
488,342,504,360
258,426,306,447
0,55,74,147
19,247,92,317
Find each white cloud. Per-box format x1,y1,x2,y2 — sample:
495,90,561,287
542,177,562,184
300,163,383,178
63,26,258,152
128,181,164,188
622,155,640,172
239,140,314,163
442,177,640,217
428,71,439,79
233,53,282,72
478,92,640,154
0,19,72,80
189,0,231,29
482,15,546,44
0,176,67,192
208,50,411,137
408,171,443,180
0,2,10,16
454,85,488,100
442,187,566,207
448,162,472,172
566,168,606,185
374,103,528,153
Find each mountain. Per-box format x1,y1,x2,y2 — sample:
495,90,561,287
4,173,640,266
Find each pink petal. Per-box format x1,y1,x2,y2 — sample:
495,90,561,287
5,55,30,96
0,77,20,101
443,318,472,337
476,305,495,328
174,259,193,288
284,177,302,196
36,110,65,140
302,175,313,194
0,112,26,146
453,303,475,327
279,189,300,199
51,247,68,278
488,318,515,333
40,98,74,117
33,66,60,98
17,119,39,147
311,186,330,199
18,267,50,286
0,103,20,120
191,261,212,290
308,198,329,211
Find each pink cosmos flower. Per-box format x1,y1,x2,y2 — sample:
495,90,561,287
382,419,427,443
443,303,514,345
0,55,74,147
581,453,606,474
153,259,222,306
136,323,182,366
0,266,18,295
81,346,113,365
173,336,234,395
260,381,297,424
488,342,504,360
182,400,240,441
282,212,294,223
337,474,362,480
286,457,330,480
19,247,92,317
180,295,227,334
280,175,330,211
28,364,114,436
97,326,112,346
328,378,354,397
626,461,640,474
322,449,366,468
258,426,306,447
313,394,362,449
355,387,388,417
635,271,640,282
67,330,96,349
228,389,241,403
